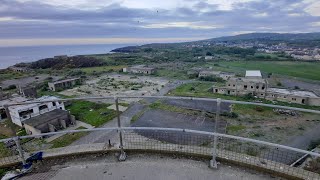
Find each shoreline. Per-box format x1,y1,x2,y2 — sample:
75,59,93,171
0,44,135,70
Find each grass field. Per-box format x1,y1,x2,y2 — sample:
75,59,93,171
216,61,320,81
67,101,117,127
50,127,87,148
79,65,126,74
154,69,189,80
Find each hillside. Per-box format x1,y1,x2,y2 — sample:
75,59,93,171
111,32,320,53
208,32,320,42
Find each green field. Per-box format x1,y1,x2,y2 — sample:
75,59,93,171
79,65,126,74
216,61,320,81
154,69,189,80
50,127,88,148
66,101,117,127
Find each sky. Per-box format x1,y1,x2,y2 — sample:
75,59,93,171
0,0,320,47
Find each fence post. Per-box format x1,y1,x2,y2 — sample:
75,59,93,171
115,97,126,161
14,137,26,165
210,98,221,168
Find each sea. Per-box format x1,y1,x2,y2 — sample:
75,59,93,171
0,44,135,69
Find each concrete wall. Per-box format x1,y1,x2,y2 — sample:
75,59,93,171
9,101,65,127
213,85,320,106
129,68,156,74
222,79,267,96
24,124,42,135
48,79,82,91
24,112,72,135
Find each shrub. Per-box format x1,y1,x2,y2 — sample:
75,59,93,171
222,112,239,118
254,106,264,112
199,76,225,82
305,158,320,174
243,93,254,100
276,82,282,86
5,85,16,90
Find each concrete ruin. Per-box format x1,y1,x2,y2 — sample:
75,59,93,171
123,65,156,75
213,71,320,106
8,66,30,73
48,78,82,91
7,96,66,126
23,109,76,135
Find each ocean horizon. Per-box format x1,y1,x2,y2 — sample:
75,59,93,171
0,44,136,69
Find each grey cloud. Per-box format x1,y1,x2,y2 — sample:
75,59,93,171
0,0,319,39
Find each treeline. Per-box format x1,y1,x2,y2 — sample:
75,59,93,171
30,56,104,69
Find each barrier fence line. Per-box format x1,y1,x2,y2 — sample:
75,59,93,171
1,95,320,179
3,95,320,114
0,127,320,179
1,127,320,157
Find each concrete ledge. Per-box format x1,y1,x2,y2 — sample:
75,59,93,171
0,143,319,180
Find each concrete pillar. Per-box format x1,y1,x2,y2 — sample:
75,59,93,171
48,123,56,132
70,115,76,125
60,119,67,129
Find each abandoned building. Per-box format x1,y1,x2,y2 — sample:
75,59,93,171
205,56,214,60
8,96,65,126
23,109,76,135
0,96,29,121
219,72,236,80
213,71,320,106
18,86,37,98
8,66,30,73
48,78,82,91
266,88,320,106
123,65,156,75
198,70,221,77
245,70,262,79
213,77,268,97
198,70,235,80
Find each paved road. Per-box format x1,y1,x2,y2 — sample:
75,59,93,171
20,154,278,180
71,80,189,145
132,109,227,145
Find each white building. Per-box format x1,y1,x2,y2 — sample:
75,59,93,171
245,70,262,79
7,96,65,127
205,56,213,60
0,96,28,121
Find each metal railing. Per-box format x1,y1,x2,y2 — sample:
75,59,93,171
0,96,320,179
0,127,320,179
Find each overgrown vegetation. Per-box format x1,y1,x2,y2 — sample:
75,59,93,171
50,127,88,148
305,158,320,174
199,76,225,82
66,101,117,127
227,125,246,133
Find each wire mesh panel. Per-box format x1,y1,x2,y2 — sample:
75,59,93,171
0,140,23,167
122,129,214,156
217,137,320,179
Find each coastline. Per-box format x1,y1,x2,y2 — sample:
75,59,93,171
0,44,135,70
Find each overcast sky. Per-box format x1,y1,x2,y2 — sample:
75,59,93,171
0,0,320,46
